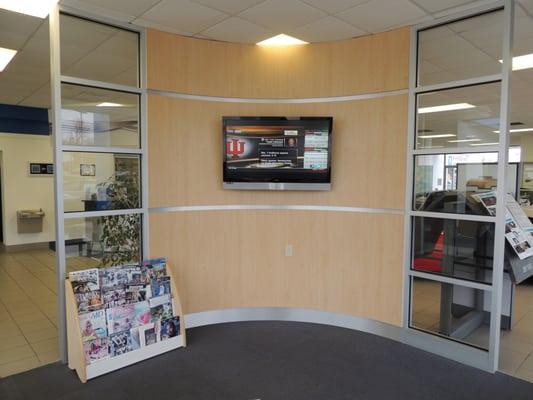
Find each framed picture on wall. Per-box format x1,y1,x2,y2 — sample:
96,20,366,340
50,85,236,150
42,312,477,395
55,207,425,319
80,164,96,176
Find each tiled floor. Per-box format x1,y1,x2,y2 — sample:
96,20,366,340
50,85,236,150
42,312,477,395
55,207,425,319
0,248,59,378
412,278,533,383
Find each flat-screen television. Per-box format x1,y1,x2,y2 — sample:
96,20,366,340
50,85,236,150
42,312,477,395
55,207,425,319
223,116,333,190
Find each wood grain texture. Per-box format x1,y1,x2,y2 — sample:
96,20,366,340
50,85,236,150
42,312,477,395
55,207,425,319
149,210,404,327
148,94,408,210
147,28,410,98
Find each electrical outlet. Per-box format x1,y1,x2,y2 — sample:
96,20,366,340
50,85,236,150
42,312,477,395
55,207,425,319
285,244,293,257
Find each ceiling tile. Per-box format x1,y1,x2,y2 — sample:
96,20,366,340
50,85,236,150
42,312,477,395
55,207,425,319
202,17,274,43
0,10,42,50
410,0,474,13
336,0,428,32
300,0,371,14
290,16,366,42
136,0,228,34
192,0,266,14
60,0,161,21
239,0,327,31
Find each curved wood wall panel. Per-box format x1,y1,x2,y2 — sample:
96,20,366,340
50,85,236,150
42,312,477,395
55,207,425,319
150,210,404,326
146,28,410,98
148,94,408,210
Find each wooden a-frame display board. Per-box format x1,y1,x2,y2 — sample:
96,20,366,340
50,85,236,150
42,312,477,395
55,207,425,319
65,266,186,383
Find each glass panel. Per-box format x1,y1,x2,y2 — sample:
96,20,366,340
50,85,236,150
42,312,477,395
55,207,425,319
63,152,140,213
416,83,501,150
413,154,520,214
511,7,533,206
410,277,491,349
61,83,140,148
60,14,139,87
417,10,503,86
412,216,494,284
65,214,142,273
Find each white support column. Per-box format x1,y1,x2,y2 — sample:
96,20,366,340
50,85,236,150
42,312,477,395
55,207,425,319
488,0,514,373
49,4,67,363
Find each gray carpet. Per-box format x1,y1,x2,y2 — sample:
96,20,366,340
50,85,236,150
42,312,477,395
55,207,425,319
1,321,532,400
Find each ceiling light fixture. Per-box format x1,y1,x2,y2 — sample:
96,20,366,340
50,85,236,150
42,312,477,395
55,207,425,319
96,102,123,107
0,47,17,72
418,103,476,114
499,53,533,71
493,128,533,133
470,142,499,146
257,34,308,46
0,0,58,18
418,134,456,139
447,138,482,143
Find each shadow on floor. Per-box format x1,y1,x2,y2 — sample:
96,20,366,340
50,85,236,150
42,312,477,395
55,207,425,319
1,321,532,400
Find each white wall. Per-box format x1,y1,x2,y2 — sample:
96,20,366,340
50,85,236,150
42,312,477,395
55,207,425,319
0,132,55,246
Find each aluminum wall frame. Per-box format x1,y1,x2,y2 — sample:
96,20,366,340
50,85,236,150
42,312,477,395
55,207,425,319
402,0,514,373
50,4,148,363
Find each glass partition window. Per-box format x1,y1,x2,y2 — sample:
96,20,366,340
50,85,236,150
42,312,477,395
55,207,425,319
410,277,491,350
411,216,494,284
413,153,520,214
63,152,140,213
65,214,142,272
60,14,139,87
61,83,140,148
416,83,501,150
417,10,504,86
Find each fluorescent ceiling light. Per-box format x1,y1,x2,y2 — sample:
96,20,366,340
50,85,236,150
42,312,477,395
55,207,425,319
418,146,444,149
257,34,308,46
96,102,123,107
448,139,481,143
470,142,499,146
0,0,58,18
418,134,456,139
493,128,533,133
0,47,17,72
418,103,475,114
499,53,533,71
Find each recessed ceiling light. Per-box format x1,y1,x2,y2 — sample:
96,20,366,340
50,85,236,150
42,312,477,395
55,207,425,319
470,142,499,146
0,47,17,72
0,0,58,18
418,134,456,139
419,103,476,114
448,138,482,143
96,102,123,107
257,34,308,46
493,128,533,133
499,53,533,71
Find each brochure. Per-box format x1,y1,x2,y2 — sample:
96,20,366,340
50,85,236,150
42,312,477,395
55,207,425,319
69,268,100,293
160,316,180,340
138,321,161,347
142,258,167,282
109,330,133,357
102,286,127,307
79,309,107,342
106,304,135,335
150,302,173,322
83,338,109,364
150,277,171,297
133,301,151,326
125,284,151,303
75,290,103,313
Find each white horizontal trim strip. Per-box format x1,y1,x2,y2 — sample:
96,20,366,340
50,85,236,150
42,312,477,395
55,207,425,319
61,75,144,94
414,74,501,94
64,209,144,219
62,145,143,154
409,210,495,223
409,270,493,292
148,88,408,104
412,145,500,155
149,205,404,214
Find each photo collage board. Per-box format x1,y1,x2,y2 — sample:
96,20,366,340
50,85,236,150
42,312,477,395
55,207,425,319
69,258,181,364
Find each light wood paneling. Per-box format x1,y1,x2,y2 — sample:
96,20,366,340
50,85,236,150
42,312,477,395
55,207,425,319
147,28,410,98
150,210,404,326
148,94,408,210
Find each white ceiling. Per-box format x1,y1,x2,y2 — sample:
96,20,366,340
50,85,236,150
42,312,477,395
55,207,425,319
59,0,518,44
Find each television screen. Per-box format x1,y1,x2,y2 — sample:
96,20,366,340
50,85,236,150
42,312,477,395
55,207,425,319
223,116,333,190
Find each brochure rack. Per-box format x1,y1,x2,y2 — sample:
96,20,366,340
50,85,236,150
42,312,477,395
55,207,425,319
65,266,186,383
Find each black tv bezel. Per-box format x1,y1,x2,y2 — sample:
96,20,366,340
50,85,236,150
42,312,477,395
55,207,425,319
222,116,333,187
